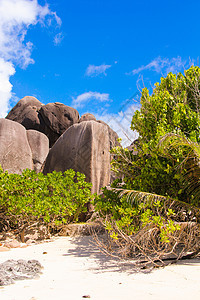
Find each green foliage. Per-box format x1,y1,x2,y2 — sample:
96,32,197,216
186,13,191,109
0,167,92,228
111,66,200,202
160,133,200,206
131,66,200,145
94,188,140,236
94,188,182,243
95,66,200,256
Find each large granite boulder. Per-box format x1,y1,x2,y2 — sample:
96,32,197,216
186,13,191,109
39,102,79,146
43,121,111,195
6,97,80,147
27,130,49,173
97,120,120,149
0,119,49,174
78,116,120,150
79,113,96,122
0,119,33,173
6,96,43,131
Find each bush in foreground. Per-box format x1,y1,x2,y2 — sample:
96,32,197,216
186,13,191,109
0,168,92,232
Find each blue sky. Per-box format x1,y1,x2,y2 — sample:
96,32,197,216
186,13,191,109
0,0,200,146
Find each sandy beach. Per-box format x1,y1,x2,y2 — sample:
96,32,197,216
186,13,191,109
0,236,200,300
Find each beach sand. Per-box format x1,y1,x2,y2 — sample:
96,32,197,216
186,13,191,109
0,236,200,300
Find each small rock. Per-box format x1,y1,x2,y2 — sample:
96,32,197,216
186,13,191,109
82,296,91,298
26,239,36,245
4,240,21,248
0,259,43,286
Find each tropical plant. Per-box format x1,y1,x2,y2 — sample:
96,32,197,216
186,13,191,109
131,66,200,145
0,168,93,233
111,66,200,202
94,66,200,268
94,133,200,267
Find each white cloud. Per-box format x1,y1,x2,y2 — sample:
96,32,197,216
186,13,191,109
129,56,186,76
95,103,140,147
85,64,111,77
54,32,64,45
0,58,15,117
0,0,61,117
72,91,111,109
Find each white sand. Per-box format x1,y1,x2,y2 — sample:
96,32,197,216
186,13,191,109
0,236,200,300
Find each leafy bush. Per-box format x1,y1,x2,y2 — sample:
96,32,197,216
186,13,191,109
93,67,200,266
111,66,200,202
94,188,181,243
131,66,200,145
0,167,92,230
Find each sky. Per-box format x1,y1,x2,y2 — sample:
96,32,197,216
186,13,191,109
0,0,200,146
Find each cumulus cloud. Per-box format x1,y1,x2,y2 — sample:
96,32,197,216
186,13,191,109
129,56,186,76
0,58,15,117
85,64,111,77
95,103,140,147
0,0,61,117
72,91,111,109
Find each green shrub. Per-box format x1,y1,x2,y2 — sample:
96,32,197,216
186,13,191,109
111,66,200,203
0,167,92,229
94,188,181,243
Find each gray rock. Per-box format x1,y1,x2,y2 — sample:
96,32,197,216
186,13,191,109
0,259,43,286
97,120,120,149
6,96,43,131
0,118,32,173
6,98,80,147
43,121,111,195
38,102,80,147
79,113,96,122
27,130,49,173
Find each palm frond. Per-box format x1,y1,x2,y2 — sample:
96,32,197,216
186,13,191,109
113,187,167,207
111,187,200,222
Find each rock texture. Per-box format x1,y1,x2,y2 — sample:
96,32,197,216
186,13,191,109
0,118,32,173
6,96,43,131
43,121,111,194
0,259,43,286
6,97,80,147
0,119,49,174
5,97,121,186
79,113,96,122
27,130,49,173
97,120,120,149
39,102,80,146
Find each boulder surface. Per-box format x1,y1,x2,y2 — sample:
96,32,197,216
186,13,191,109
6,97,80,147
6,96,43,131
27,130,49,173
39,102,79,146
0,119,32,173
43,121,111,194
79,113,96,122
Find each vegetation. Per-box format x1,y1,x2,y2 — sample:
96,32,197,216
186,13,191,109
94,66,200,267
1,65,200,269
111,66,200,201
0,168,92,233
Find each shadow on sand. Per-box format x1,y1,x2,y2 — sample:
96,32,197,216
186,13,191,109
62,235,200,275
62,235,153,275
